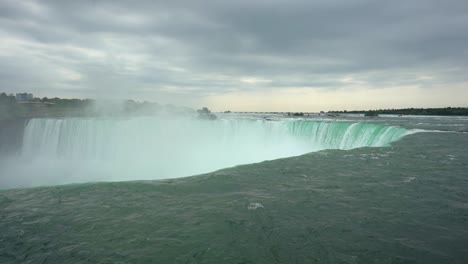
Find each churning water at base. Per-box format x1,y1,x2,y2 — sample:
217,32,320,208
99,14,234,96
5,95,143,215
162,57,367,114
3,117,413,188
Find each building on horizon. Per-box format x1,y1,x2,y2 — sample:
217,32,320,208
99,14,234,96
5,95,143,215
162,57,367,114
15,93,33,102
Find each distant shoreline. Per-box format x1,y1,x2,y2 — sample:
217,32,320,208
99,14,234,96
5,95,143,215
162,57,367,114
2,94,468,119
328,107,468,116
221,107,468,117
0,94,194,121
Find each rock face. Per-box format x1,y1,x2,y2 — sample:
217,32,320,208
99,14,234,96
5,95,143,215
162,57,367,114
0,118,27,156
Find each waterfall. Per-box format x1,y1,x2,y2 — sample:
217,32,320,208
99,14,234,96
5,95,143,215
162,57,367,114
11,117,414,186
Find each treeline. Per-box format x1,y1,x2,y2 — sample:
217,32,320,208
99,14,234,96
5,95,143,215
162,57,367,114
31,96,95,107
331,107,468,116
1,93,94,107
0,93,193,120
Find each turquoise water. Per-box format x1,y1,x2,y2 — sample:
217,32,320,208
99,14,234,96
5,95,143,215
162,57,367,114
1,115,467,263
2,117,412,188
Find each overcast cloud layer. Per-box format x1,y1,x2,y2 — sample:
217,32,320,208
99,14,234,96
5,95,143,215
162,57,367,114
1,0,467,111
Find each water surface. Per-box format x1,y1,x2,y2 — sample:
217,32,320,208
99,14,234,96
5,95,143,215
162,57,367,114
0,114,467,263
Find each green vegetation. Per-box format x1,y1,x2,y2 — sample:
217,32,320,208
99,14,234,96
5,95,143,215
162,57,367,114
197,107,217,120
364,111,379,117
0,93,193,120
1,93,96,120
287,112,305,116
331,107,468,116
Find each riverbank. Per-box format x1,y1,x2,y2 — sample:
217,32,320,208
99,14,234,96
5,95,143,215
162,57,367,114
330,107,468,116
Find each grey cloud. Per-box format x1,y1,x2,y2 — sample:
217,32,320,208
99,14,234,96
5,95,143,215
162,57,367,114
0,0,467,104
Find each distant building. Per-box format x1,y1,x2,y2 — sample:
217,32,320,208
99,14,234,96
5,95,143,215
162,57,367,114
15,93,33,102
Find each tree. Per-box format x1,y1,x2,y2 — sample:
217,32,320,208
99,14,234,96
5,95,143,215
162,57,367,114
197,107,217,120
197,107,211,115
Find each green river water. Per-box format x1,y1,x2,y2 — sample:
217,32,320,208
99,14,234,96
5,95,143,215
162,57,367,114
0,114,467,263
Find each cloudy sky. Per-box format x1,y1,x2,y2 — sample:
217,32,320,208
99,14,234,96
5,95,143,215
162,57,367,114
1,0,467,111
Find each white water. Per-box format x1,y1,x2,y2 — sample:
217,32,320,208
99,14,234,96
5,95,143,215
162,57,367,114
1,117,413,188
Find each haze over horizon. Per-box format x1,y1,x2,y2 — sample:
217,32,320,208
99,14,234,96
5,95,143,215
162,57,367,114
1,0,467,111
